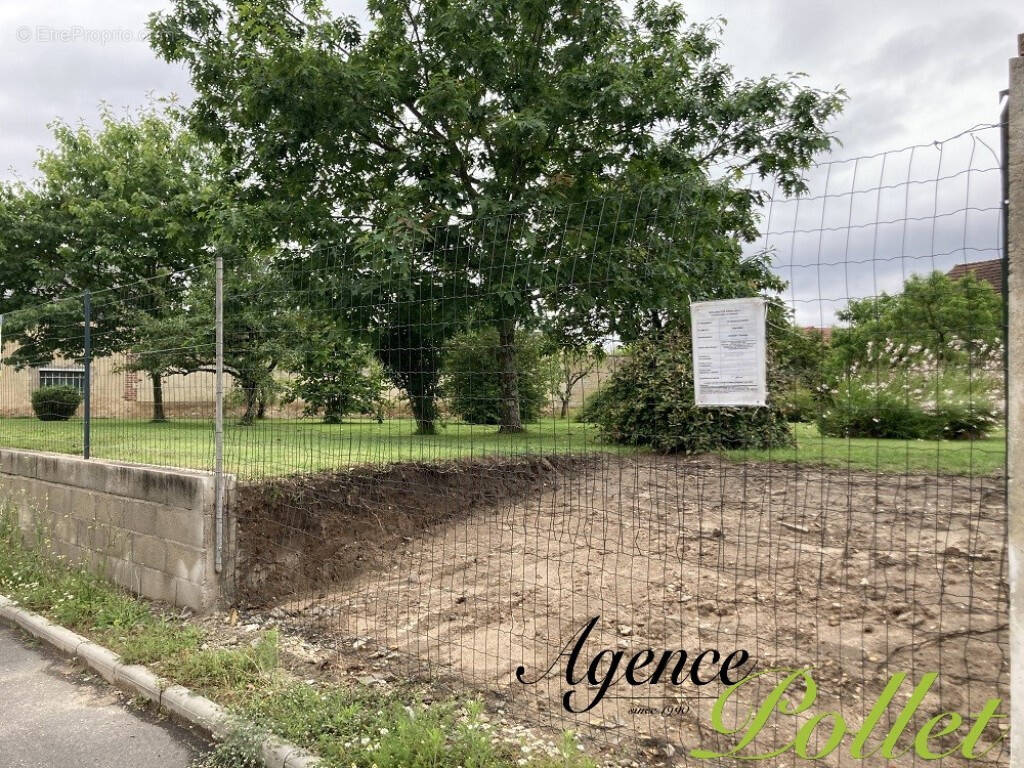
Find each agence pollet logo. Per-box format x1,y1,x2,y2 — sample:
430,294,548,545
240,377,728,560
515,616,1007,761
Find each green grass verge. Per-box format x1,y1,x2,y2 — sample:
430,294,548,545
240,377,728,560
0,417,615,480
0,416,1005,478
724,422,1005,476
0,506,594,768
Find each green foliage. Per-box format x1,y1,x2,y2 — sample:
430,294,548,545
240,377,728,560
776,326,830,387
135,254,304,426
243,684,595,768
150,0,844,431
150,0,843,224
817,370,1000,441
777,386,820,423
0,504,196,659
160,632,279,694
829,271,1003,371
116,621,203,666
286,328,385,423
444,328,551,425
772,325,830,422
30,385,82,421
817,385,933,440
198,725,265,768
932,402,1000,441
583,328,793,453
0,105,221,421
0,183,52,309
577,381,612,424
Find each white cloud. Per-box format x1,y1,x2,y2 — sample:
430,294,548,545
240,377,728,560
686,0,1019,156
2,0,1018,180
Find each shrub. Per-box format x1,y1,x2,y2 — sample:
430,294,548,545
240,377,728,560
932,401,999,440
777,386,820,423
582,328,793,453
816,387,932,440
577,380,612,424
817,370,1000,440
444,328,551,425
31,385,82,421
286,334,385,424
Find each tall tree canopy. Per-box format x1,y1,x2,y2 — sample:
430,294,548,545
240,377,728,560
0,183,55,311
0,106,220,421
150,0,844,431
829,271,1003,371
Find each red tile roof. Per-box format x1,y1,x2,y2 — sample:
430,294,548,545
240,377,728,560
801,326,833,342
946,259,1004,294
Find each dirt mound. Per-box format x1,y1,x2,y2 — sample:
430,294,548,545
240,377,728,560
233,454,591,604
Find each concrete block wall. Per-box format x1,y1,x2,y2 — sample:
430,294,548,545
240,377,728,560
0,448,234,612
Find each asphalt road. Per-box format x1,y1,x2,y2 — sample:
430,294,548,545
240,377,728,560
0,624,208,768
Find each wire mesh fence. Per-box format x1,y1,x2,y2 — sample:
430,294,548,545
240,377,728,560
0,122,1010,765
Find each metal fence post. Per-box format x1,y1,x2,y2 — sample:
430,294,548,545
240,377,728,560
214,254,225,574
1007,32,1024,768
82,289,91,460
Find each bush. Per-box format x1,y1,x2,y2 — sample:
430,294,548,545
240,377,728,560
581,328,793,453
444,328,551,425
816,370,1000,440
577,381,612,424
31,385,82,421
932,401,999,440
816,387,932,440
286,334,385,423
777,386,820,423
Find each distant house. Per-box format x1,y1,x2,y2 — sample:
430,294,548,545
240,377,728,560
801,326,833,343
946,258,1004,295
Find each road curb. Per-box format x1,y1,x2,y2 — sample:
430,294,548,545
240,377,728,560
0,594,320,768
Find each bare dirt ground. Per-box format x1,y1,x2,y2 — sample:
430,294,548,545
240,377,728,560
235,455,1009,767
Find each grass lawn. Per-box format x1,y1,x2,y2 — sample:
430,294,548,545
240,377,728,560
0,416,618,480
724,422,1005,476
0,416,1005,478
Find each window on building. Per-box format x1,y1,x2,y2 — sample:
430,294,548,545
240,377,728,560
38,368,85,392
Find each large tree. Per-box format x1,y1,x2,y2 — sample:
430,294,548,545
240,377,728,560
0,106,219,421
0,183,57,310
134,251,303,426
829,271,1003,371
151,0,844,431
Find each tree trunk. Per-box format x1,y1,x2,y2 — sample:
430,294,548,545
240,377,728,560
257,396,267,420
410,391,437,435
240,381,259,426
497,319,524,433
376,340,439,436
560,395,570,419
150,372,167,422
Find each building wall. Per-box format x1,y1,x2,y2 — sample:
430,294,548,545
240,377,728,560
1,342,620,421
0,344,308,419
0,344,223,418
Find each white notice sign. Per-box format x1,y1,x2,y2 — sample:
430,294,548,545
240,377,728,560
690,297,767,407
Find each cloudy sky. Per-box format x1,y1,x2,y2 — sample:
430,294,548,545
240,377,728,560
1,1,1018,322
1,0,1018,181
